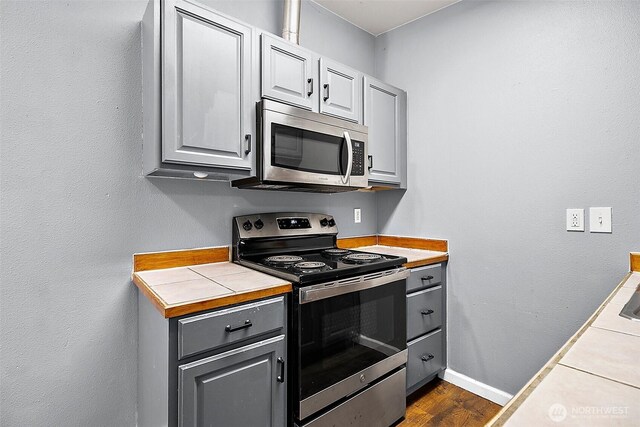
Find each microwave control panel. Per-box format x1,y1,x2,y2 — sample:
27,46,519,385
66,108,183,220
352,141,365,176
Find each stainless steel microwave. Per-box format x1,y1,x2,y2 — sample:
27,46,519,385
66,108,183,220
232,100,368,192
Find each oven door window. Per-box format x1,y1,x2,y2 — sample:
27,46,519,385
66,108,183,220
271,123,349,175
298,279,406,400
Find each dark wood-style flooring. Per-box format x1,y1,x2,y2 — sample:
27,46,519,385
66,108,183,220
399,379,502,426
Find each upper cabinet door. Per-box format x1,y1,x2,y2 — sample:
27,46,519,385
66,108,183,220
162,0,254,170
364,76,407,186
261,34,317,110
319,59,362,123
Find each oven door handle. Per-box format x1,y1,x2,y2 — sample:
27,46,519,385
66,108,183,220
340,131,353,185
299,268,409,304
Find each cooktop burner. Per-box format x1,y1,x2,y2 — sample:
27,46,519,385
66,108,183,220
342,253,383,264
264,255,304,266
294,261,327,270
322,248,350,257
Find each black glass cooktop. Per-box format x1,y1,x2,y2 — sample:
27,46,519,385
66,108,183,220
237,248,407,285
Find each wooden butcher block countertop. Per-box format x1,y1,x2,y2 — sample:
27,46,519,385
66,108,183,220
132,247,291,318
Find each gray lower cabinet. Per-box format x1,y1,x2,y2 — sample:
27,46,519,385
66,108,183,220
405,263,447,395
142,0,256,180
363,76,407,188
137,293,287,427
407,330,444,391
407,285,443,341
261,34,318,111
179,335,286,427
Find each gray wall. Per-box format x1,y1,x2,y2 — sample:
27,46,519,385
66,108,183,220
376,0,640,394
0,1,375,425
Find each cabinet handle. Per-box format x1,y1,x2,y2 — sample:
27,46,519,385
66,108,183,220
244,134,252,155
225,319,252,332
307,78,314,96
421,354,435,362
420,275,434,282
323,83,330,101
368,155,373,170
277,357,285,383
421,309,434,316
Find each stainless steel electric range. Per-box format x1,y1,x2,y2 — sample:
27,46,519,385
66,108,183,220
233,212,409,427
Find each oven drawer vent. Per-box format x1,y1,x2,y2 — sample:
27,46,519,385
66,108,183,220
363,271,385,281
335,276,361,286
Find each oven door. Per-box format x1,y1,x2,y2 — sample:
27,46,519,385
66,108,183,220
294,269,409,421
261,103,368,188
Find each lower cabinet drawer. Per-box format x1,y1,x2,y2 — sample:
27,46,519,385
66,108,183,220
407,264,443,293
407,329,444,391
178,296,285,359
407,286,443,340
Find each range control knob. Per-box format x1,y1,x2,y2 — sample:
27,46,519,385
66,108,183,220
328,218,336,227
242,220,253,231
254,219,264,230
319,218,329,227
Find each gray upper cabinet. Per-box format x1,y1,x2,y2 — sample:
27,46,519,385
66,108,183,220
319,58,362,123
363,76,407,187
143,0,407,186
162,0,254,170
261,34,317,110
178,335,286,427
142,0,256,180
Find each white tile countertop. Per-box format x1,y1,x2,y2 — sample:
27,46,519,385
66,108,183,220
133,261,291,318
490,272,640,426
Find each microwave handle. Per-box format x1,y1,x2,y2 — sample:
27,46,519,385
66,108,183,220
342,131,353,184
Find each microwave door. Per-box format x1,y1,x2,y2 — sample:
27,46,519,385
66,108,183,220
263,114,349,187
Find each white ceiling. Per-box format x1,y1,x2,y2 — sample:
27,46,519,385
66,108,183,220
313,0,461,36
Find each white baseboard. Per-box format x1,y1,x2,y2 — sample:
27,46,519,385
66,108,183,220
439,369,513,406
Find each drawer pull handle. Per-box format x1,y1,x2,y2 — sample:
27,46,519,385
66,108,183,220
421,309,434,316
420,275,434,282
225,319,252,332
277,357,285,383
421,354,435,362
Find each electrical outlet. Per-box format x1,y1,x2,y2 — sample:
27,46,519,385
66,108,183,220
589,207,612,233
354,208,361,224
566,209,584,231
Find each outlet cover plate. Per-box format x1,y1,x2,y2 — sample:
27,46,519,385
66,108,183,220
566,209,584,231
354,208,361,224
589,207,612,233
